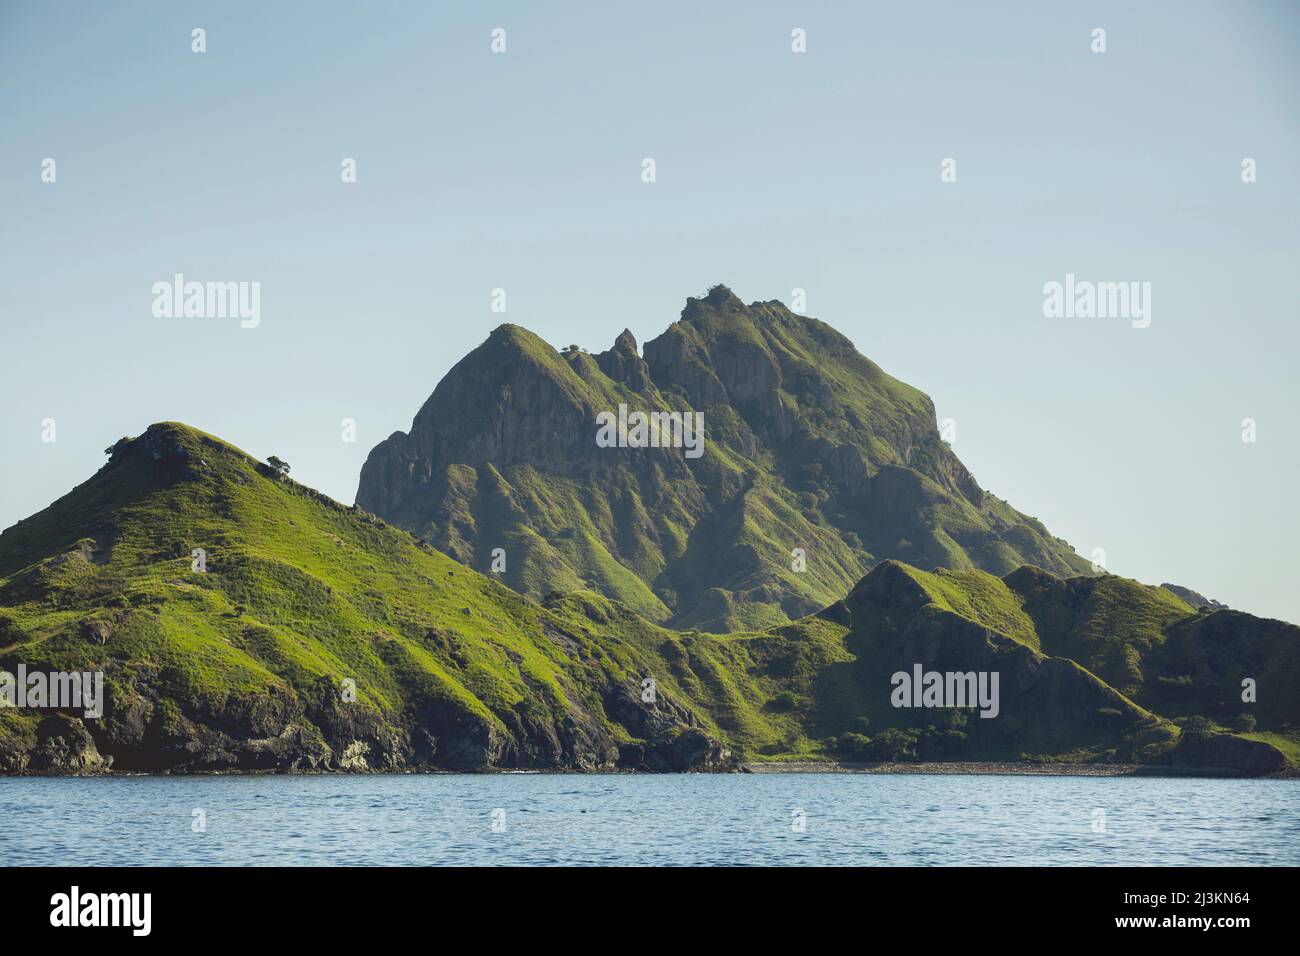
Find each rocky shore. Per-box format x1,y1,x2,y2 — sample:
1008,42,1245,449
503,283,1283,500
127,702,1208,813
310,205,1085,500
741,760,1300,778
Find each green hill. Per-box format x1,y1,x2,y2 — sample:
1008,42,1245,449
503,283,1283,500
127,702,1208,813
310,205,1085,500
1005,565,1300,759
0,423,730,773
0,423,1291,775
357,285,1093,632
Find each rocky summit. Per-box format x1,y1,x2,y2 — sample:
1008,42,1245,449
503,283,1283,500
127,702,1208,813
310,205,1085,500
357,285,1093,633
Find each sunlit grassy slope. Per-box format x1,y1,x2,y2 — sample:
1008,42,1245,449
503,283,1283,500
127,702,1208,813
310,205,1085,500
1,423,1292,775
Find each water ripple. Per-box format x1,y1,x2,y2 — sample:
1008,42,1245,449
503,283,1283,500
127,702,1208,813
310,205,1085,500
0,774,1296,866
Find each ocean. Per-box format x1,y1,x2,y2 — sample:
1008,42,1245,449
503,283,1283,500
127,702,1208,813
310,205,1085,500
2,773,1295,866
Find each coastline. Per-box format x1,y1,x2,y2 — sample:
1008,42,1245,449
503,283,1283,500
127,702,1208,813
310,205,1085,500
4,760,1297,779
740,760,1300,779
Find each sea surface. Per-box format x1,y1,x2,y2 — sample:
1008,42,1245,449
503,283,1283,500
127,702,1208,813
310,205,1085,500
1,773,1296,866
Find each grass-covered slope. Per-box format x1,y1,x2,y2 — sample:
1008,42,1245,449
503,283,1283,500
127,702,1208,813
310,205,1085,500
1,423,1290,776
820,562,1296,773
357,285,1092,632
0,424,736,773
1004,565,1300,761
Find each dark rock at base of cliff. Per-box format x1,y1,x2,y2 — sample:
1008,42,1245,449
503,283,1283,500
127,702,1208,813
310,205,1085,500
29,715,110,773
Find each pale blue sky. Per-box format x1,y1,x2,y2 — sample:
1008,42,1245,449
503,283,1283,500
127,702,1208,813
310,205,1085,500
2,2,1297,621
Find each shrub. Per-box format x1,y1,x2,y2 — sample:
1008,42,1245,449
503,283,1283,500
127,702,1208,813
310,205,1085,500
917,728,968,760
837,732,873,760
766,691,801,713
1179,715,1216,741
863,728,918,761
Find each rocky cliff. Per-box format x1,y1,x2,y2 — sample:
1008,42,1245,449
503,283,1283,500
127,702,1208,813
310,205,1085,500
358,285,1093,632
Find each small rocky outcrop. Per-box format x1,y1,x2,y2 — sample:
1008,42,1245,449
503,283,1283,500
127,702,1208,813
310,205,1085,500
28,716,110,773
595,329,651,391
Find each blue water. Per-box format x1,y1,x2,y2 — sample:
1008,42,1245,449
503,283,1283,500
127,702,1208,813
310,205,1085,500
1,774,1296,866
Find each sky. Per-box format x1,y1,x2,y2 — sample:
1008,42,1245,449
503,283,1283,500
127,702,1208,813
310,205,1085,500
1,1,1297,622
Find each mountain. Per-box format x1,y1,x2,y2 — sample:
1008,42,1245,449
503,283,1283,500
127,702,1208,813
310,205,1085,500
1,422,1292,775
357,285,1093,633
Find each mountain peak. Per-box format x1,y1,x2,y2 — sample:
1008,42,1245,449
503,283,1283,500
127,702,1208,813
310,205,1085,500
595,327,650,390
485,322,554,354
613,328,637,353
105,421,255,474
681,283,744,317
358,288,1094,631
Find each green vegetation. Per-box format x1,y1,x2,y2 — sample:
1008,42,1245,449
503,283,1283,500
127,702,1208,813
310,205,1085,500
358,286,1095,632
1,421,1292,776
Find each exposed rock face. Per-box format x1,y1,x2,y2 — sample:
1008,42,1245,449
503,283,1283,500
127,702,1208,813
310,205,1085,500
357,286,1094,631
2,661,727,776
2,620,733,773
9,687,710,778
28,716,110,773
596,329,651,391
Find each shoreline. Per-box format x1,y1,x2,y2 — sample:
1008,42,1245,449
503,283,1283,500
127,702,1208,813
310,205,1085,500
3,761,1296,780
740,760,1300,779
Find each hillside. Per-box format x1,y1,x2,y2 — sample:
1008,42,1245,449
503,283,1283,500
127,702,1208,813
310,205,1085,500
357,285,1093,632
1005,565,1300,762
0,424,728,773
1,422,1290,775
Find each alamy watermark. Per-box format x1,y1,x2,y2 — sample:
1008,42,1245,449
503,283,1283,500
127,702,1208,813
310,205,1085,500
891,664,999,719
152,273,261,329
50,886,151,936
1042,273,1150,329
1,664,104,718
596,404,704,459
